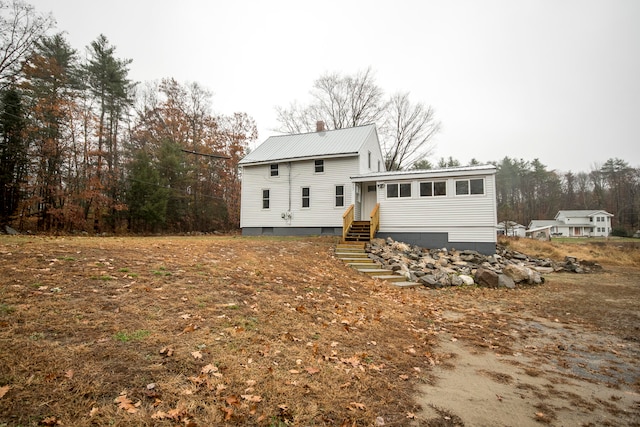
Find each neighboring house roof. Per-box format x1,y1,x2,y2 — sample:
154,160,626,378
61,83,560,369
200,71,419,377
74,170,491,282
555,210,614,219
527,220,562,230
350,164,496,182
239,124,377,166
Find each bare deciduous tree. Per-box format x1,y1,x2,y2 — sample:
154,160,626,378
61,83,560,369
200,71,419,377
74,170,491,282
275,68,440,170
382,92,440,171
0,0,54,88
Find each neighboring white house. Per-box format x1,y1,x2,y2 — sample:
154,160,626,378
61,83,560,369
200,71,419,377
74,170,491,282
239,123,498,254
526,210,614,238
496,221,527,237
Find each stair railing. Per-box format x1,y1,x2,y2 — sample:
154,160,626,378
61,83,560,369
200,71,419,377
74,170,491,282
370,203,380,240
342,204,354,241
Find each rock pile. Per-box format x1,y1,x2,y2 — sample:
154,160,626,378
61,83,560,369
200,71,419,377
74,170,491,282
367,237,602,289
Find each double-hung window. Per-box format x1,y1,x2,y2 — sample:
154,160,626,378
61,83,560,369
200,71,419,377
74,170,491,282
270,164,279,177
262,189,270,209
314,160,324,173
455,178,484,195
386,182,411,198
302,187,310,208
335,185,344,207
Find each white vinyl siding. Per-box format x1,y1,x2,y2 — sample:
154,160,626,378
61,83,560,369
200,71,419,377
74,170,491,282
240,157,358,228
377,174,496,243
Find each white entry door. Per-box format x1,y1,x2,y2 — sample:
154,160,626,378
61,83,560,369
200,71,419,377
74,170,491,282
361,182,378,221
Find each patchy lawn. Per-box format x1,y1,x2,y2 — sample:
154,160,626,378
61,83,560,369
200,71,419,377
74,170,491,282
0,235,638,426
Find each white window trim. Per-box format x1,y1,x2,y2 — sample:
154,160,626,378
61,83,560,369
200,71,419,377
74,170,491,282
386,182,412,199
314,159,324,174
419,180,447,197
270,163,279,178
301,186,310,209
454,178,485,196
262,189,270,210
335,184,345,208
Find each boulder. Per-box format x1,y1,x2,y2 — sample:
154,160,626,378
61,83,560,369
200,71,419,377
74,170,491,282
498,274,516,289
459,274,475,286
503,264,530,283
475,267,499,288
419,274,439,288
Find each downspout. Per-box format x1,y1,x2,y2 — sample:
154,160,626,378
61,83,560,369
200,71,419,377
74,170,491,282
288,162,292,213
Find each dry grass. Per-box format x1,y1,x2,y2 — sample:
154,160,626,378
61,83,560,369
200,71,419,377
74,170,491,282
499,236,640,266
0,236,435,426
1,235,639,426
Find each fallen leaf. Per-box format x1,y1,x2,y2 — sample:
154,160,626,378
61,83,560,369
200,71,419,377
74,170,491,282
0,385,10,399
114,392,139,414
65,369,74,379
201,364,218,374
40,416,61,426
305,366,320,375
241,394,262,402
226,395,240,406
406,412,416,419
159,346,174,357
288,369,300,374
89,407,99,417
191,351,202,360
222,406,233,421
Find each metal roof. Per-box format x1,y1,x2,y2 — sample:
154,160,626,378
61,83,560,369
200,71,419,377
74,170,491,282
239,124,376,165
350,164,496,182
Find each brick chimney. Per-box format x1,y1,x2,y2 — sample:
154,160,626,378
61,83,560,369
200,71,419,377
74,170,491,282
316,121,325,132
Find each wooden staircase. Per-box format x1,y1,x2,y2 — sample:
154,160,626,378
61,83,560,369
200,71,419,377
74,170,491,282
344,221,371,242
335,243,419,288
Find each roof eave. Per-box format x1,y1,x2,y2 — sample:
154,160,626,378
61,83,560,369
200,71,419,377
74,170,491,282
240,152,358,167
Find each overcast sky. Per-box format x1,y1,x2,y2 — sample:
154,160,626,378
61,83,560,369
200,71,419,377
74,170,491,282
29,0,640,173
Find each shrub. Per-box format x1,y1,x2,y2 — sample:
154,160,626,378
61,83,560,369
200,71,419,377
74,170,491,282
611,227,629,237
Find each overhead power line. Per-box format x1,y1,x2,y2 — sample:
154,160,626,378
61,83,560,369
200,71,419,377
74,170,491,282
180,149,230,159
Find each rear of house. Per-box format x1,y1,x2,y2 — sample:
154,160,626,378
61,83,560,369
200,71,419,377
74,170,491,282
239,124,384,236
239,124,497,254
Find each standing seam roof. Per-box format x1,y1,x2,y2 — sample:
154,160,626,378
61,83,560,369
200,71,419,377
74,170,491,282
239,124,376,165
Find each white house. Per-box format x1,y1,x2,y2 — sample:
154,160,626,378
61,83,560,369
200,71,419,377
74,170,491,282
527,210,614,238
496,221,527,237
239,124,498,254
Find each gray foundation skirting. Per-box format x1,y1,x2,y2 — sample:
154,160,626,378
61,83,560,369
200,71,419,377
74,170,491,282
242,227,342,237
375,232,496,255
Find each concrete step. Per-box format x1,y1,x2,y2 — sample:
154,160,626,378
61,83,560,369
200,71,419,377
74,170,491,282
371,274,407,282
347,262,380,269
335,247,366,252
358,268,394,276
389,281,422,288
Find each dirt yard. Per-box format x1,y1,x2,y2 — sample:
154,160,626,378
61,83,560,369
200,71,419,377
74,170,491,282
0,235,638,426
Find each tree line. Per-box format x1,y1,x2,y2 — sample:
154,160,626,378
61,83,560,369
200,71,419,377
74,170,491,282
1,1,638,235
0,1,256,233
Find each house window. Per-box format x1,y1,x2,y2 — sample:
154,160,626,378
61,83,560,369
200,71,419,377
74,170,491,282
302,187,310,208
335,185,344,207
368,151,371,169
455,178,484,195
262,189,270,209
420,181,446,197
387,183,411,198
314,160,324,173
270,164,279,177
